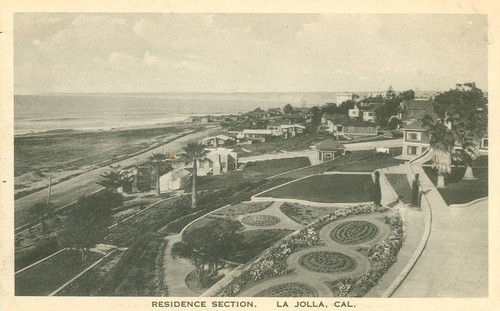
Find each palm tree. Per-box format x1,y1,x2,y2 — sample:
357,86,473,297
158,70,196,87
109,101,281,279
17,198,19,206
181,142,208,209
148,152,173,196
97,171,132,192
423,115,455,188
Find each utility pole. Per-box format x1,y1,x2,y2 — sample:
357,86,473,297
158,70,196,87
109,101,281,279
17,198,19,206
47,174,52,204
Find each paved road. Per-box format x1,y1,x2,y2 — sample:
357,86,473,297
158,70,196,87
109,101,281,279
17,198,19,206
14,128,217,228
393,166,488,297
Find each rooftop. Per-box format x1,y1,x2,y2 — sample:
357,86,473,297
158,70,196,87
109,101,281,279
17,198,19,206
315,139,346,151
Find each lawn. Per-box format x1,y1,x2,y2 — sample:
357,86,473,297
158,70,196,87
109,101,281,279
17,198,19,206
257,174,374,203
212,202,273,216
385,174,413,204
332,150,404,172
279,202,341,224
15,249,103,296
423,166,488,205
195,157,311,191
228,229,294,263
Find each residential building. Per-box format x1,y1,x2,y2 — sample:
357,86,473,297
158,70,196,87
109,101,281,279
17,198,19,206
348,107,360,119
336,119,378,136
281,124,306,138
196,148,238,176
400,120,431,160
362,110,376,122
399,99,434,126
320,113,345,134
242,129,277,142
159,168,191,192
314,139,346,162
201,135,235,148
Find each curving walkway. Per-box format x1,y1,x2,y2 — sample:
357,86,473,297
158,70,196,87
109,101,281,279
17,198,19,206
238,212,392,297
392,166,488,297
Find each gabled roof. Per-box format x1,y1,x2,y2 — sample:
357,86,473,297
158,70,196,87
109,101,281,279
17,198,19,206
402,120,430,131
281,124,306,129
315,139,346,151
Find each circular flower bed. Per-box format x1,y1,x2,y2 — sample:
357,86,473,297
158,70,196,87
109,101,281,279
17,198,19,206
242,215,280,226
330,221,380,245
255,282,317,297
298,251,356,273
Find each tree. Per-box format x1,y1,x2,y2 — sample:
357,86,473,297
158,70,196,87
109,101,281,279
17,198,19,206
310,106,323,129
433,83,488,180
400,89,415,100
423,115,455,188
30,202,53,236
59,190,121,261
97,171,133,192
148,152,173,196
171,218,243,284
372,171,381,206
181,142,208,209
322,102,338,115
283,103,294,114
386,85,396,99
337,100,356,115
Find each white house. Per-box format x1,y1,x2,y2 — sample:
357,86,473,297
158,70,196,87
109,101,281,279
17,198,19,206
348,107,360,119
281,124,306,138
196,148,238,176
201,135,235,148
159,168,191,192
362,110,376,122
242,129,276,142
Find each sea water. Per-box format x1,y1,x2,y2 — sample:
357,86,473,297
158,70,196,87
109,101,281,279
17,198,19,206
14,92,334,135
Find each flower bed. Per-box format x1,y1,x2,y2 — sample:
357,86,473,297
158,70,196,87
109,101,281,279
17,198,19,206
216,204,388,297
325,213,404,297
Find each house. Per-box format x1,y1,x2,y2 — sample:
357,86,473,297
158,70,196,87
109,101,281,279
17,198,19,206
201,135,235,148
266,119,292,135
196,148,238,176
319,113,346,133
362,110,376,122
336,119,378,136
399,99,434,126
242,129,276,142
314,139,346,162
348,107,360,119
400,120,431,160
159,168,191,192
281,124,306,138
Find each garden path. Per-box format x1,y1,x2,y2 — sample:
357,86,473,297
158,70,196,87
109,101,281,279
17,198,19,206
392,166,488,297
238,212,393,297
163,234,199,297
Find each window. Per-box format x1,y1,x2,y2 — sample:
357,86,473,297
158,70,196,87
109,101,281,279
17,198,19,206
407,146,418,155
208,162,213,168
199,162,205,168
482,138,488,149
324,152,333,158
406,132,420,141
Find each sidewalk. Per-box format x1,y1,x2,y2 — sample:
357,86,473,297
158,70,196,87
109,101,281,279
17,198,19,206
392,165,488,297
163,235,199,297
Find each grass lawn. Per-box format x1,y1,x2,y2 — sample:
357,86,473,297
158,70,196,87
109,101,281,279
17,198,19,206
15,249,103,296
212,202,273,216
257,174,373,203
195,157,311,191
228,229,294,263
385,174,413,204
423,166,488,205
279,202,341,224
332,151,404,172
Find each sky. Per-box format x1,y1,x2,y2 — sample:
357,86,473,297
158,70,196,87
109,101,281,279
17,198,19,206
14,13,488,94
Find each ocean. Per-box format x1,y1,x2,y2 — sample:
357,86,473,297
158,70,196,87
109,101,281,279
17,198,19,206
14,92,336,135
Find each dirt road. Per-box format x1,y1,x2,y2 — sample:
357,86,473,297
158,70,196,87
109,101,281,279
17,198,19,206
14,127,218,228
